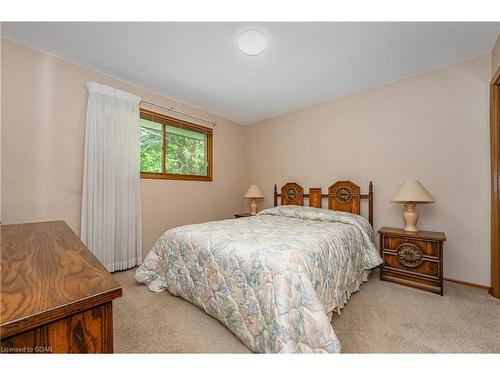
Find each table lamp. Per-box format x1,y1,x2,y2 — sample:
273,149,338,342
244,185,264,215
391,180,435,232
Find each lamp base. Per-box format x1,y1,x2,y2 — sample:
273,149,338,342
402,203,419,232
250,198,258,216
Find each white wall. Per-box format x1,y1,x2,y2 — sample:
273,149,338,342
1,39,493,285
1,39,247,256
492,33,500,77
243,54,492,286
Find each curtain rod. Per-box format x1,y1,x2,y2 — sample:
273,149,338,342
140,100,217,127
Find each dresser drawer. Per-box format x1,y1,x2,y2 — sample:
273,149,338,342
383,252,439,279
383,236,439,258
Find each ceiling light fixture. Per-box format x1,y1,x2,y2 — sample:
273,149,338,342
237,30,267,56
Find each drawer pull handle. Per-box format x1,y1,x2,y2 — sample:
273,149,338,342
396,243,423,267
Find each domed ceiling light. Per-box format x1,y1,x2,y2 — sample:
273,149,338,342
237,30,267,56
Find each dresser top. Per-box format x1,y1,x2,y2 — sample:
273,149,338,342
1,221,122,337
378,226,446,241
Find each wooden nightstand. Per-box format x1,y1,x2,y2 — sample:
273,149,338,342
378,227,446,295
234,213,251,218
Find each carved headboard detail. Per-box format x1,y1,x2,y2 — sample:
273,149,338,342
274,181,374,226
329,181,361,214
280,182,304,206
309,188,322,208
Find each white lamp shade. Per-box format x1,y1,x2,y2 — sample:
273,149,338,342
391,180,435,203
244,185,264,198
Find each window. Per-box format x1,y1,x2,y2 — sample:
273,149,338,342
139,108,213,181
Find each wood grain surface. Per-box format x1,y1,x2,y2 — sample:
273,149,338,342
490,67,500,298
1,221,122,338
1,302,113,353
274,181,374,226
378,226,446,295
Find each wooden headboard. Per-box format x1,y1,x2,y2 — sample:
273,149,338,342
274,181,374,226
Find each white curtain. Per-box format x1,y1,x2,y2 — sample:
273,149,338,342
81,82,142,272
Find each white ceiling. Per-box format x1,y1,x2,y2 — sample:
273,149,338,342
2,22,499,125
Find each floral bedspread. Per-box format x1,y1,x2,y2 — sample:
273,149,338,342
135,205,382,353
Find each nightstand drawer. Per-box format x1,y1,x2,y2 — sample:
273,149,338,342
383,236,439,258
383,253,439,279
378,227,445,295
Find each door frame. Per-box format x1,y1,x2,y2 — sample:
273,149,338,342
490,66,500,299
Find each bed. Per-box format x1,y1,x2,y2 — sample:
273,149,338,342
135,181,382,353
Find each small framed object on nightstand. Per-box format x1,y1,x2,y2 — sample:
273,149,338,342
378,227,446,295
234,213,251,218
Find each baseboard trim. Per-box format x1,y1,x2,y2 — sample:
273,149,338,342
444,277,490,290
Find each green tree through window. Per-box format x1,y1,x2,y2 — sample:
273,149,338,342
165,126,207,176
139,109,212,181
140,119,162,173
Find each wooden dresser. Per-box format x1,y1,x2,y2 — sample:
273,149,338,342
0,221,122,353
378,227,446,295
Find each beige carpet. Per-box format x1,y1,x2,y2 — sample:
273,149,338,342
112,268,500,353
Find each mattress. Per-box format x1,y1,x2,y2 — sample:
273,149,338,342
135,205,382,353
